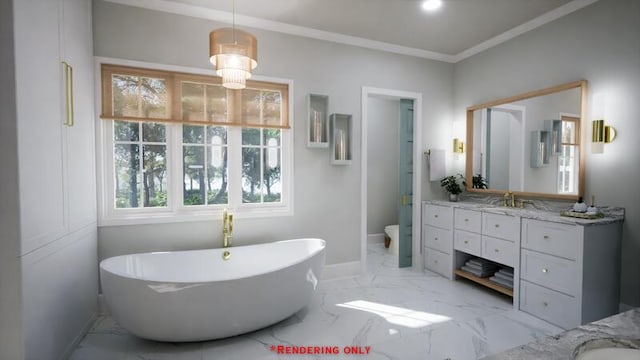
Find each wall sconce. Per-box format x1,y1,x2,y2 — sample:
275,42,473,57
453,138,465,153
591,119,616,154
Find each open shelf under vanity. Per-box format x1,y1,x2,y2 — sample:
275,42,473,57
454,269,513,297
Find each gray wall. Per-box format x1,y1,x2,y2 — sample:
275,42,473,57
454,0,640,306
93,1,453,265
367,97,400,235
0,0,25,358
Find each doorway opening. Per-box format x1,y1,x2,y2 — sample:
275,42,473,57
361,88,422,272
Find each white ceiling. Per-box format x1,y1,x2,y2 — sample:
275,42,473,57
110,0,599,62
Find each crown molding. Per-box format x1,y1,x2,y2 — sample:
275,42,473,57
105,0,599,64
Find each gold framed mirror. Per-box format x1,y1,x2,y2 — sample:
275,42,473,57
465,80,587,200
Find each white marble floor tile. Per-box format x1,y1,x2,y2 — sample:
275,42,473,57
68,243,562,360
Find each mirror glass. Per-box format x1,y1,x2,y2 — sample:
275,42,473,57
466,81,585,199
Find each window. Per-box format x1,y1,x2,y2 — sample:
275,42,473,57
99,63,292,224
557,116,580,194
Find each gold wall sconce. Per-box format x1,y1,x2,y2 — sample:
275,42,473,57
591,119,616,154
453,138,465,153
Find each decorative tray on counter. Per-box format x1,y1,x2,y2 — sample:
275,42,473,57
560,210,605,219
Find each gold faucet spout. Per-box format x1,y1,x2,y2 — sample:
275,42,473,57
222,209,233,248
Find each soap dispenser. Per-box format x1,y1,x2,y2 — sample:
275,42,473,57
573,197,588,213
587,195,599,214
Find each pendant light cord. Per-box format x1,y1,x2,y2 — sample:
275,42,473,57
232,0,236,44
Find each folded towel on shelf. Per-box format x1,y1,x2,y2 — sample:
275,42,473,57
493,271,513,282
461,265,495,278
498,267,514,276
467,258,499,271
489,276,514,289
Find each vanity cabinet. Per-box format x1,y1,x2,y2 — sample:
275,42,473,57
519,218,622,329
422,201,622,330
452,209,518,298
481,213,519,267
423,204,454,279
453,209,482,256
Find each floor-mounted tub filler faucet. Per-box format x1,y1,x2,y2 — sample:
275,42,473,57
222,209,233,260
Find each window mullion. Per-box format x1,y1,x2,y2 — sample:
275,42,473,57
171,123,184,212
228,127,242,209
138,122,144,207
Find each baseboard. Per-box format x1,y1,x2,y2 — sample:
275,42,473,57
321,261,361,280
367,233,385,244
59,312,97,360
619,303,636,313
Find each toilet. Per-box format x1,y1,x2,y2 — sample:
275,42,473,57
384,224,399,256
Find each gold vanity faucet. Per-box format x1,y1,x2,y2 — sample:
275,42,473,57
222,209,233,248
503,192,516,207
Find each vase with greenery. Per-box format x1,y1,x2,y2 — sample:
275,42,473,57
440,174,466,201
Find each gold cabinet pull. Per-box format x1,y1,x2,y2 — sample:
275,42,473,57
61,61,74,127
543,235,549,239
69,64,74,126
464,240,469,244
402,195,408,206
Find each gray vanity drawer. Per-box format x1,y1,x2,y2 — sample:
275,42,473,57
454,209,482,233
522,219,578,260
520,280,578,330
482,235,517,267
454,230,481,257
425,248,452,278
521,249,578,296
482,213,520,242
424,225,453,254
423,204,453,229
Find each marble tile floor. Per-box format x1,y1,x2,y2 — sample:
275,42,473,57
68,244,562,360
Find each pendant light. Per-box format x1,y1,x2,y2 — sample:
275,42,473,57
209,0,257,89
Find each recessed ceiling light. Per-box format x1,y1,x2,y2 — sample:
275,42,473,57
421,0,442,11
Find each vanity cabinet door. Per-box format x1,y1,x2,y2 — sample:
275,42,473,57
424,225,452,255
425,248,452,278
520,280,578,330
424,204,453,229
521,249,578,296
454,209,481,233
482,235,517,267
522,219,578,260
454,230,481,257
482,213,520,242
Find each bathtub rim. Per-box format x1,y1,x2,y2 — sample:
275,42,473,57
99,238,326,284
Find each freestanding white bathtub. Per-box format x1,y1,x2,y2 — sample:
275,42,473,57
99,238,326,342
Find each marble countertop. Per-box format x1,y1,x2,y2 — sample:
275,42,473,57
482,309,640,359
422,199,624,226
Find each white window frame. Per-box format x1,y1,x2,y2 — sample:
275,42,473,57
95,57,294,226
556,113,580,195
